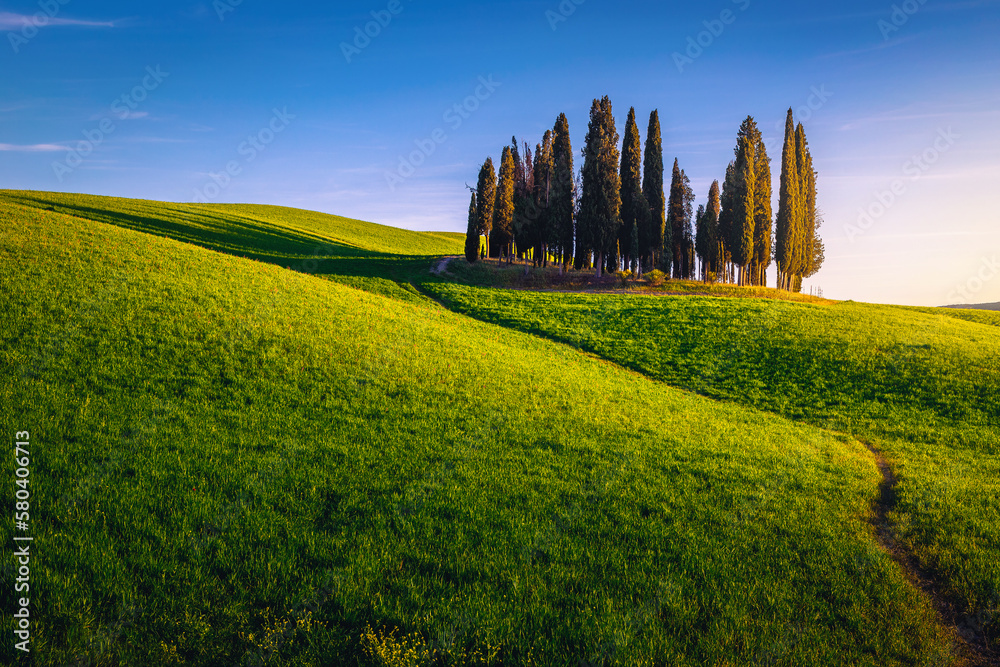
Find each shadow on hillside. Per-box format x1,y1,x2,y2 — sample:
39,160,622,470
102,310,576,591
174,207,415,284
3,192,441,283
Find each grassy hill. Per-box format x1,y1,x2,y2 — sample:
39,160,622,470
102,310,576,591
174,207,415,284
0,190,463,304
0,192,990,665
424,282,1000,647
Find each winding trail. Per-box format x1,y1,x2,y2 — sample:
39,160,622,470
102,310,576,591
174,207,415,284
863,441,998,667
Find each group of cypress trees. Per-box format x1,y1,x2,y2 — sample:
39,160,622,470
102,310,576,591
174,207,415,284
698,117,773,286
464,101,823,290
466,114,577,270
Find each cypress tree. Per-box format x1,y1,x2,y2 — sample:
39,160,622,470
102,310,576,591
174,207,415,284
464,192,479,263
695,203,708,280
551,113,575,271
731,118,758,285
492,146,516,261
642,110,665,273
578,96,621,278
573,168,589,271
792,123,816,291
533,130,555,266
475,158,496,260
718,162,737,283
619,107,643,273
667,158,686,279
775,109,798,290
753,131,773,287
798,126,825,283
706,180,721,278
632,190,651,275
696,181,722,281
681,168,696,279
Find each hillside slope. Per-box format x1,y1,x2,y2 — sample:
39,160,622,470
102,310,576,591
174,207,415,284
0,199,953,665
425,282,1000,652
0,190,463,302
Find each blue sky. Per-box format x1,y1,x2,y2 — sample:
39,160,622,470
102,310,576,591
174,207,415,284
2,0,998,306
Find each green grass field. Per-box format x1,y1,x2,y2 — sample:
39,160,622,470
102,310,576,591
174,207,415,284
1,191,994,665
423,281,1000,644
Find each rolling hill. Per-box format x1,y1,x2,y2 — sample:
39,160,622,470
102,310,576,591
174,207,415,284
942,302,1000,312
1,191,994,666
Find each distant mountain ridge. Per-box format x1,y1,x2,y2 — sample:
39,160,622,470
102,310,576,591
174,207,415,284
941,302,1000,311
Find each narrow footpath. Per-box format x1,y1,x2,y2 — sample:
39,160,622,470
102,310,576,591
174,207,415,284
864,442,997,667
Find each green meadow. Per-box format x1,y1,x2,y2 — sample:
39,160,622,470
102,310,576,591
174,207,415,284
423,281,1000,643
1,191,994,665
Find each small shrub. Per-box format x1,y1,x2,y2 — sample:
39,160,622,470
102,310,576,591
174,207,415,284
646,269,667,286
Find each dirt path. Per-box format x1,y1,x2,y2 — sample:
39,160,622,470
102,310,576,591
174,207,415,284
430,257,455,275
863,441,997,666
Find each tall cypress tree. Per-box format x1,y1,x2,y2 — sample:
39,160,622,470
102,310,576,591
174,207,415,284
551,113,575,270
642,110,665,273
775,109,799,290
694,204,708,279
533,130,555,266
492,146,516,260
475,157,496,260
792,123,816,291
578,96,620,278
600,96,622,276
464,191,479,263
632,190,650,275
681,168,696,279
696,180,721,281
752,130,773,287
619,107,643,273
731,118,758,285
718,162,737,283
667,158,686,279
798,125,825,284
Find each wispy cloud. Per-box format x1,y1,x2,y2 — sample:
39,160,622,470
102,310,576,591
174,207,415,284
838,106,1000,131
819,34,920,60
123,136,195,144
0,12,115,30
0,143,65,152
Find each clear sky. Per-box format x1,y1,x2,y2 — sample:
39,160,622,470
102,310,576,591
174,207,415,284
2,0,998,306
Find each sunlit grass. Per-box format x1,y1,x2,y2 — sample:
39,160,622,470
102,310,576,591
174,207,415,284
0,199,956,664
424,281,1000,633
